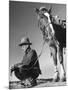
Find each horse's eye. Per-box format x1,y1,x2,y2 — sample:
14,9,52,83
41,16,43,18
39,14,44,18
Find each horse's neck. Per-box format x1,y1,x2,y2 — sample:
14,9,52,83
38,14,55,40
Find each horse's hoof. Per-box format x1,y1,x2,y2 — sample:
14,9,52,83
59,72,66,82
53,73,60,82
60,77,66,82
53,77,60,82
53,71,60,82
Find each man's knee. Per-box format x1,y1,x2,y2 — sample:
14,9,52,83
14,68,23,80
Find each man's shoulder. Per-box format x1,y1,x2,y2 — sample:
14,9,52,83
29,49,37,56
30,49,36,53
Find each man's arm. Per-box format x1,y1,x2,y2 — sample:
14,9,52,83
10,62,23,75
11,62,23,69
27,50,38,67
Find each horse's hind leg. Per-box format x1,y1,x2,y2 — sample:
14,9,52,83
50,45,60,81
58,47,66,81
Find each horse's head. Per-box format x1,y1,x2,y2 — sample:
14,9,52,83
35,6,52,27
35,6,55,40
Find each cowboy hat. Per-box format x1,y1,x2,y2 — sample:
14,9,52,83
18,37,32,46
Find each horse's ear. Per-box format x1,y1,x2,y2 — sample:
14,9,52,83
48,6,52,14
35,8,39,14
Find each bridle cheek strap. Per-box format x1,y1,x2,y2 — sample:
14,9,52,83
45,22,51,28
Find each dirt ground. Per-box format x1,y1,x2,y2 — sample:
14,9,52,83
9,79,66,89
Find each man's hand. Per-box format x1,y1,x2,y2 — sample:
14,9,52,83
14,64,18,68
10,65,16,75
10,66,14,75
14,63,23,68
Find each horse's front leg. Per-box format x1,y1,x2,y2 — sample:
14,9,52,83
49,45,60,81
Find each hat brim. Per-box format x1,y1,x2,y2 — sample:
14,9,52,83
18,43,32,46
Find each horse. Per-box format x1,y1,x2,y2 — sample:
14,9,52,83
35,6,66,81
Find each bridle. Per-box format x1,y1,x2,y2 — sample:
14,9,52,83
38,13,52,29
44,21,51,29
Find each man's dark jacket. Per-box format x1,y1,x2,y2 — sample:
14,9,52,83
13,47,41,80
